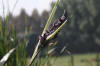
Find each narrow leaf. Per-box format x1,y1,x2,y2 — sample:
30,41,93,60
42,0,61,36
46,20,67,40
0,48,16,66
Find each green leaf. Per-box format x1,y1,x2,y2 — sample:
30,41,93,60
46,20,67,40
42,0,61,36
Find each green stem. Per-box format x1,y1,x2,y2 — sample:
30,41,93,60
28,41,41,66
42,0,60,36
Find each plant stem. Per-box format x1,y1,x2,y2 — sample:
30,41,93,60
42,0,60,36
28,41,41,66
29,0,61,66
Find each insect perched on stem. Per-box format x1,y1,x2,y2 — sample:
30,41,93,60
39,10,67,48
29,0,68,66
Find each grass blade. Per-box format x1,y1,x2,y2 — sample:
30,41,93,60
0,48,16,66
46,20,67,40
42,0,61,36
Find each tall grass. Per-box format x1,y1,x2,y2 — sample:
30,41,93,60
0,15,27,66
0,0,67,66
0,0,27,65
